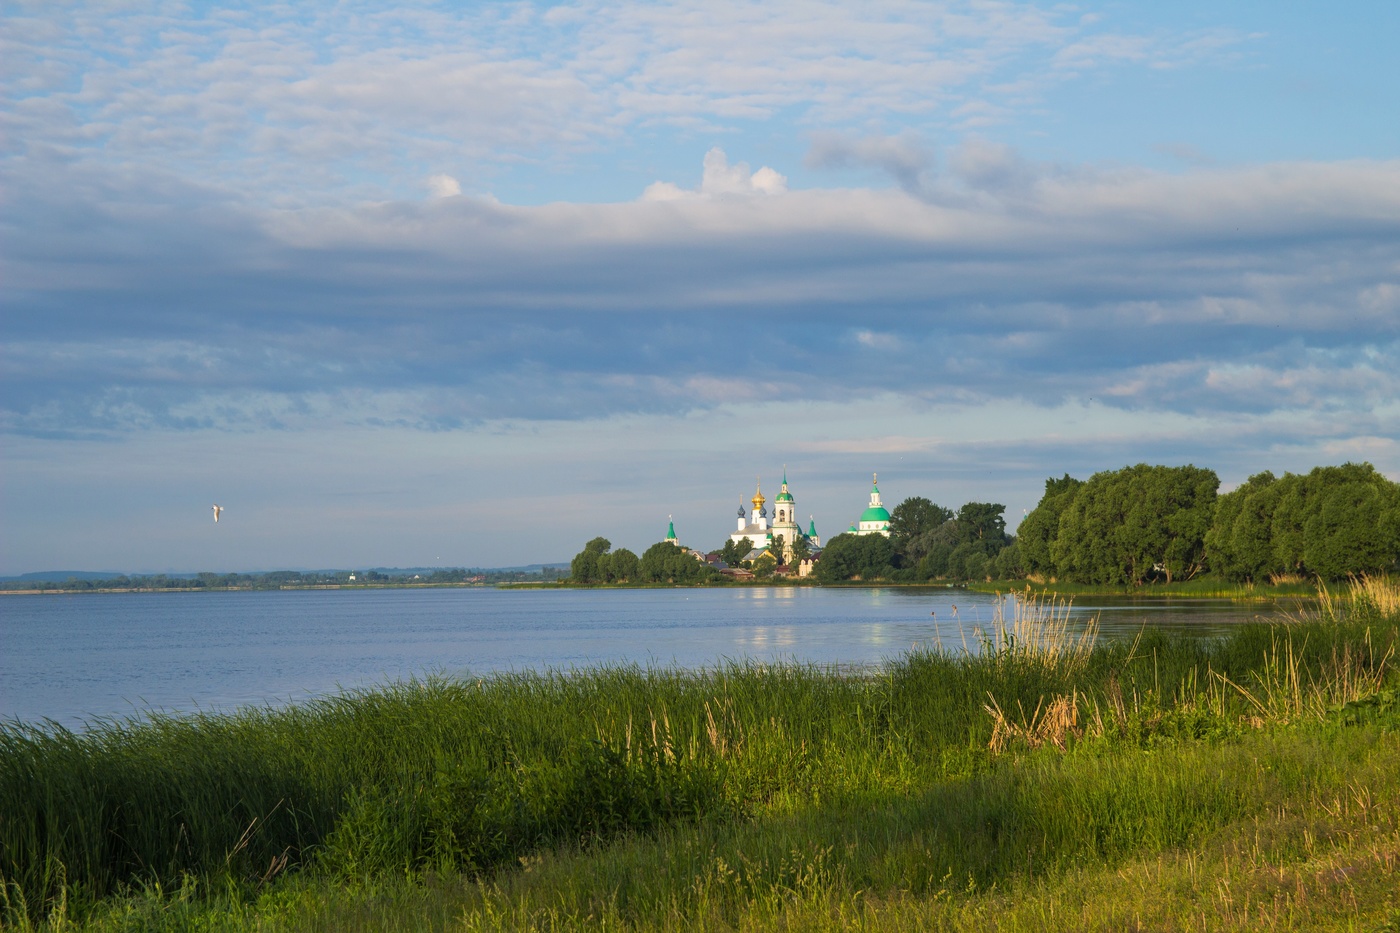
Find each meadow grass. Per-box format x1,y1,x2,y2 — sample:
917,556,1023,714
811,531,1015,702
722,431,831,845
3,579,1398,930
969,577,1326,599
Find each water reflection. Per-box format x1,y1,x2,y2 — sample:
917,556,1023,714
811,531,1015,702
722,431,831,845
0,586,1303,729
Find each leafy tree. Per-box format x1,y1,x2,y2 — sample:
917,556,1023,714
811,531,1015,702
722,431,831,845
1019,475,1084,576
718,537,753,567
609,547,639,582
638,541,713,584
1052,464,1218,585
569,536,612,583
1205,471,1278,581
789,534,812,564
993,540,1024,579
815,533,896,582
1206,463,1400,582
955,502,1008,554
913,521,961,580
888,497,953,566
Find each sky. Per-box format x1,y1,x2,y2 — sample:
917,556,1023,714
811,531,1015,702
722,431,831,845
2,0,1398,574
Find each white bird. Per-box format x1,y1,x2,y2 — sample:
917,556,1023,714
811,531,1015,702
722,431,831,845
212,504,224,523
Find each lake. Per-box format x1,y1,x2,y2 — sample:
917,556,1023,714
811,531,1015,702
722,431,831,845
0,586,1287,729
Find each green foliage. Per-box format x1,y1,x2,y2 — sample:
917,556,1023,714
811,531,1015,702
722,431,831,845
954,502,1008,552
716,537,752,568
1018,475,1084,577
788,533,812,564
1207,463,1400,582
1050,464,1218,585
569,537,613,583
637,542,713,584
992,540,1024,579
813,533,895,582
888,497,953,567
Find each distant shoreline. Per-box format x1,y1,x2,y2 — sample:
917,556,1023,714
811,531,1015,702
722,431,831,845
1,578,1330,599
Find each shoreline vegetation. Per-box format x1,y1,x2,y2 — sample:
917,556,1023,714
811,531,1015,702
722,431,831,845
3,579,1398,931
0,576,1337,599
564,462,1399,592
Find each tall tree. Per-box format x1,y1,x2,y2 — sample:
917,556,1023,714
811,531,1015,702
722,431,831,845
955,502,1008,554
888,497,953,565
569,536,612,583
1051,464,1218,585
1019,475,1084,577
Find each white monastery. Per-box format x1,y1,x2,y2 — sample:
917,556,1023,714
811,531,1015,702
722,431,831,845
730,470,820,563
662,471,892,569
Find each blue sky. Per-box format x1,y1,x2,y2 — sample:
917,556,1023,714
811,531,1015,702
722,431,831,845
3,0,1397,573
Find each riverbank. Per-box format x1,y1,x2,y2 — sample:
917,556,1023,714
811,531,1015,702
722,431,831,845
967,578,1325,599
3,579,1397,931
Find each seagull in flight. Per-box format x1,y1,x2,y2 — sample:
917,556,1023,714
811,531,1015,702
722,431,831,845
212,504,224,523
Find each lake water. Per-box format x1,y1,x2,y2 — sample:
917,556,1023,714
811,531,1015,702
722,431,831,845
0,586,1289,729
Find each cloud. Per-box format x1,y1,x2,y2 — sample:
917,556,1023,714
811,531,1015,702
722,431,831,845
5,151,1398,447
642,147,787,200
426,174,462,198
3,1,1247,208
805,131,935,195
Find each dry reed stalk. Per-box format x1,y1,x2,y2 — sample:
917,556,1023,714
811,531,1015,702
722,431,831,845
1213,634,1394,725
984,591,1099,672
1351,575,1400,616
984,690,1083,754
704,698,743,758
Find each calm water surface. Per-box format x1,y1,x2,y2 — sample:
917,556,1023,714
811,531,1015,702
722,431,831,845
0,587,1288,729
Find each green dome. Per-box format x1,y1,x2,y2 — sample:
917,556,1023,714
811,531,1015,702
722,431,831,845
859,506,890,523
775,491,794,502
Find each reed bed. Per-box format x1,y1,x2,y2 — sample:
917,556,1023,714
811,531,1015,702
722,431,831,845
2,580,1398,930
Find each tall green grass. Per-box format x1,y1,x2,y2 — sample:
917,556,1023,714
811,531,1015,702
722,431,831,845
3,581,1398,927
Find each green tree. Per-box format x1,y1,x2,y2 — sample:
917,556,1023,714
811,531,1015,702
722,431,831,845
1019,475,1084,577
914,522,961,580
569,536,612,583
954,502,1008,554
888,497,953,566
609,547,639,582
789,533,812,564
993,540,1025,580
718,537,753,567
1205,471,1278,581
638,541,713,584
815,533,896,582
1051,464,1218,585
1300,465,1400,580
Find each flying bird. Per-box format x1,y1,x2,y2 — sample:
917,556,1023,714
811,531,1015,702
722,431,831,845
212,504,224,523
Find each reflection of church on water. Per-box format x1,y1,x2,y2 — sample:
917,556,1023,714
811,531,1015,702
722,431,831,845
730,469,820,563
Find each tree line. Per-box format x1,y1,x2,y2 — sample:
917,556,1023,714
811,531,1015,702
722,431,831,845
569,538,714,585
1018,462,1399,585
572,460,1398,586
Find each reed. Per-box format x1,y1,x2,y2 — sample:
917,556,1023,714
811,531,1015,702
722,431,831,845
2,582,1397,929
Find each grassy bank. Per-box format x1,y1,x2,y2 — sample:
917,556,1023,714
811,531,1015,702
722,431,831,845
3,580,1398,930
968,578,1326,599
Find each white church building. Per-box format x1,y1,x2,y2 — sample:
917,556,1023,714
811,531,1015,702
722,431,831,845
730,470,820,563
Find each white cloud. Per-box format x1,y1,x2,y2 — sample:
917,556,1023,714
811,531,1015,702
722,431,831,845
4,1,1250,207
426,173,462,198
641,147,787,200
